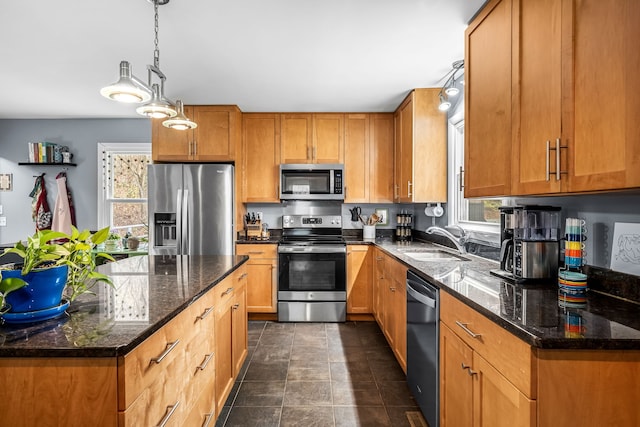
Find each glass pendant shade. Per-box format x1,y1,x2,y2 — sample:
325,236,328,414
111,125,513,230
100,61,152,103
163,100,197,130
136,83,177,118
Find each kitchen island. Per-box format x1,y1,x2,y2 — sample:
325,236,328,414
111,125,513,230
0,254,249,427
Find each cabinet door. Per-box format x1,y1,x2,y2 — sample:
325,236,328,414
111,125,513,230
397,96,414,202
440,324,474,427
215,300,233,414
370,114,395,202
344,114,370,202
564,0,640,192
372,249,385,324
313,114,344,163
236,244,277,313
391,262,407,372
280,114,312,163
192,106,240,162
243,114,281,202
473,354,536,427
151,108,192,161
232,278,248,376
512,0,562,195
464,0,513,197
346,245,372,314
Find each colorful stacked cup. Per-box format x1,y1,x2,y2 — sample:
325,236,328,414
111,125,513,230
564,218,586,268
558,270,588,307
564,311,586,338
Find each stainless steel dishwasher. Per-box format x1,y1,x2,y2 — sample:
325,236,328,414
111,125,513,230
407,270,439,427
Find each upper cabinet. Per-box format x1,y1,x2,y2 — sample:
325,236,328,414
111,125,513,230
394,88,447,203
467,0,640,197
280,114,344,164
464,0,513,198
243,114,281,203
344,113,395,203
152,105,242,162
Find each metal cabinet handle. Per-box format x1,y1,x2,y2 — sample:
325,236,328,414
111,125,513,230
156,401,180,427
222,287,234,296
197,353,214,371
455,321,482,339
248,251,264,255
202,413,214,427
556,138,568,180
193,140,197,156
461,363,471,370
546,140,551,181
238,273,248,281
197,306,214,321
467,368,478,377
390,287,396,292
459,166,464,191
150,340,180,364
233,303,240,310
407,181,412,197
375,256,383,261
313,146,317,160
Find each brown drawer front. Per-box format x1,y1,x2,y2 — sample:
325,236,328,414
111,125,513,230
236,244,277,259
440,292,536,398
215,267,247,302
118,304,198,409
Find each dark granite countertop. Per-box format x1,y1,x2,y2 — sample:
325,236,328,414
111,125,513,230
375,240,640,350
0,255,248,358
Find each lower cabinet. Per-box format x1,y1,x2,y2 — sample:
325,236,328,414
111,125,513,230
215,267,248,414
236,244,277,313
346,245,372,314
372,248,407,372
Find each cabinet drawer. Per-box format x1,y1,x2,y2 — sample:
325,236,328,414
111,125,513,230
118,303,199,409
183,366,217,427
440,292,536,398
236,244,277,259
214,267,247,302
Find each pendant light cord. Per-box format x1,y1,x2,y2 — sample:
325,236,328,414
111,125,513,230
153,0,160,70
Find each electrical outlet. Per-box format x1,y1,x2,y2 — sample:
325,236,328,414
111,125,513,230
0,216,6,227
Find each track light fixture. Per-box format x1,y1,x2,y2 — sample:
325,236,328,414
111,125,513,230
101,0,195,128
437,60,464,112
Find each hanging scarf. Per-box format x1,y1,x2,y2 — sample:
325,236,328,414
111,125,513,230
30,173,52,231
52,171,76,235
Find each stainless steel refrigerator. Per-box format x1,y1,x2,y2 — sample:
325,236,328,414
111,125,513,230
148,164,235,255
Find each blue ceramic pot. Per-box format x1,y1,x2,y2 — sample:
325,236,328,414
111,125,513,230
3,265,68,313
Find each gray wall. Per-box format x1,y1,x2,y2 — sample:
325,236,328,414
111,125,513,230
0,119,150,244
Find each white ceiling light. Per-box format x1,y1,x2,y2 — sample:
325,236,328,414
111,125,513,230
100,0,195,128
438,60,464,113
163,100,197,130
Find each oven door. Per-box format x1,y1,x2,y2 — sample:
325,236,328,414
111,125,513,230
278,245,346,300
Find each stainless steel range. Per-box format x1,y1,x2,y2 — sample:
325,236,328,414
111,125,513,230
278,213,346,322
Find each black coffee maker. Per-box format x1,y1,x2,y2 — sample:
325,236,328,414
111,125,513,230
497,206,516,274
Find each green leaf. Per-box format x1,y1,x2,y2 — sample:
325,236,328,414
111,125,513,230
91,227,110,245
0,277,27,294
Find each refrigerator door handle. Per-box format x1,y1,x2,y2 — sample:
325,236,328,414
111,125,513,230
181,189,189,255
176,189,183,254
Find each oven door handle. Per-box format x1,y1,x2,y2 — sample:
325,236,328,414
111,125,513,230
278,245,346,254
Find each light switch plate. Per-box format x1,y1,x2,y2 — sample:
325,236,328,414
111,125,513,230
0,216,6,226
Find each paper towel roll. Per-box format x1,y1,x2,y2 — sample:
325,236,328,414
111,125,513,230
424,205,444,217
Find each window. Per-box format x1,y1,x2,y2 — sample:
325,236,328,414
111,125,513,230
98,143,151,239
448,114,503,242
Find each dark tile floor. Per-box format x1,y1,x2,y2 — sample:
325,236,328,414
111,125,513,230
215,321,425,427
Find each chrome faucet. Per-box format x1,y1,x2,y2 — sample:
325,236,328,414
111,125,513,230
425,225,468,254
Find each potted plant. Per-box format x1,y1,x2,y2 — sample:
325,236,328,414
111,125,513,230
104,231,121,252
0,227,114,319
0,272,27,315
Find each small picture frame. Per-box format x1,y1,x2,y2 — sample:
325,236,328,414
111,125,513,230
375,208,388,225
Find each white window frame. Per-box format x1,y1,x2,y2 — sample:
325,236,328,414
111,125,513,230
97,142,151,232
447,113,503,247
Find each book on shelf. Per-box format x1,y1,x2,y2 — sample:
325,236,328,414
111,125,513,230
27,142,64,164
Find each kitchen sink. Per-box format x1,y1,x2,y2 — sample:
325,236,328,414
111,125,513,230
401,250,470,262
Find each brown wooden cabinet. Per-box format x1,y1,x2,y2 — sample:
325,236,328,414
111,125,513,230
440,291,536,427
468,0,640,197
236,244,277,313
242,114,281,203
152,105,241,162
280,113,344,164
344,113,395,203
346,245,372,314
464,0,513,198
393,89,447,203
371,248,407,372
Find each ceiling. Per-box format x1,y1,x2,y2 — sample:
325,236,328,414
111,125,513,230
0,0,486,119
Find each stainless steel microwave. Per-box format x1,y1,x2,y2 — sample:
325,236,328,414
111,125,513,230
279,164,344,201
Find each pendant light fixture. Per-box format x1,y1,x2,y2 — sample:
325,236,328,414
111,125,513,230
163,100,197,130
437,60,464,112
101,0,196,129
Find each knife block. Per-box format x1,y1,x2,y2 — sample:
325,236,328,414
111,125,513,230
245,220,262,239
